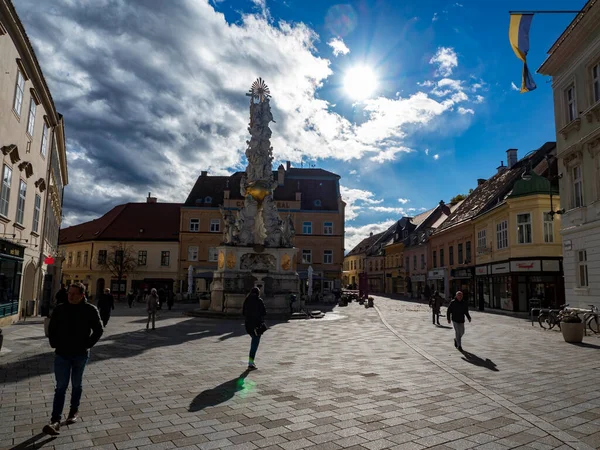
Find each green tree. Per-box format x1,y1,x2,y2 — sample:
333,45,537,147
450,194,467,204
98,243,137,301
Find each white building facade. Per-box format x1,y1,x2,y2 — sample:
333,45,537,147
0,0,68,325
538,0,600,308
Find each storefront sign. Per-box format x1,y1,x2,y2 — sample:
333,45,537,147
452,269,472,279
491,263,510,274
542,260,560,272
475,265,488,275
510,260,541,272
428,269,445,280
0,240,24,259
412,274,426,282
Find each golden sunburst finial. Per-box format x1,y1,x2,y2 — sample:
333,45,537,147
246,78,271,103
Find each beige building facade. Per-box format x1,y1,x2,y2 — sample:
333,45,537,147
0,1,68,326
538,0,600,308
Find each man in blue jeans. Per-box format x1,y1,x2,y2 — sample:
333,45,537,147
43,282,103,435
242,287,267,370
447,291,471,352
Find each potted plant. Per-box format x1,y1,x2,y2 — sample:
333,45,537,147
560,311,584,343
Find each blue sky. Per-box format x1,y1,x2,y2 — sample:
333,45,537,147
16,0,583,249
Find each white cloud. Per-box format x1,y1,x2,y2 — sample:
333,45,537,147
398,198,409,204
419,207,427,211
370,206,407,215
432,12,439,22
418,80,434,87
425,148,430,155
457,107,474,115
474,95,484,103
433,154,440,160
16,1,483,225
511,82,520,91
430,47,458,77
345,220,396,252
349,169,357,175
327,37,350,56
340,186,383,221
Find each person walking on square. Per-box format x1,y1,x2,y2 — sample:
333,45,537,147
447,291,471,351
243,287,266,370
429,290,444,325
146,288,159,330
167,290,174,311
97,288,115,327
127,290,135,308
43,282,103,436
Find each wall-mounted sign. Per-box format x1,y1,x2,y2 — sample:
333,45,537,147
412,274,426,282
0,240,24,259
510,260,541,272
428,269,445,280
491,263,510,274
563,240,572,251
452,269,473,279
475,265,488,275
542,260,561,272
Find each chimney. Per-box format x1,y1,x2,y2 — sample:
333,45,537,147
146,192,157,203
497,161,507,174
224,190,230,199
277,164,285,186
506,149,518,169
286,161,291,170
439,200,445,206
201,170,208,177
477,178,486,185
295,192,302,201
370,232,373,237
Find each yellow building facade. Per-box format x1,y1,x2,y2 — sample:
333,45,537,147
384,242,404,294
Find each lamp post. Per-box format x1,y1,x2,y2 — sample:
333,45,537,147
521,153,565,220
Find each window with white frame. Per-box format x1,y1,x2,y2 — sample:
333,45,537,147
208,247,219,262
1,165,11,217
477,229,487,251
566,85,576,122
517,213,532,244
76,251,81,266
572,165,583,208
161,251,170,266
323,221,333,235
210,219,220,232
83,251,88,266
138,250,147,266
324,250,333,264
302,249,312,263
578,250,589,287
543,213,554,243
41,123,48,157
302,221,312,234
16,180,26,225
32,194,41,233
496,220,508,249
188,246,198,261
189,218,199,232
13,70,25,116
593,62,600,104
27,98,36,136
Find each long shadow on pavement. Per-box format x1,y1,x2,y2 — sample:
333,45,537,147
0,318,286,384
189,369,251,412
572,341,600,350
460,351,499,371
10,432,55,449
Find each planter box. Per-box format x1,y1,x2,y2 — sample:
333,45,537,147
561,322,584,343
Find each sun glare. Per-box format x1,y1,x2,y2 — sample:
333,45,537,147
344,66,378,100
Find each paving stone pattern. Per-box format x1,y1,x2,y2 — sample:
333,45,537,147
1,297,599,450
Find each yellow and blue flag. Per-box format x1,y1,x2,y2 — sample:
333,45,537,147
509,14,536,93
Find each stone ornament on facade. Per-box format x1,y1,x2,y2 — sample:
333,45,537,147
226,252,236,269
218,251,225,270
240,253,276,271
281,253,291,271
219,78,294,248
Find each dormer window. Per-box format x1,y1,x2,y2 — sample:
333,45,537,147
314,199,322,207
205,196,212,203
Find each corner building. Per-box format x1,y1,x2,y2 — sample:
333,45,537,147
180,164,344,297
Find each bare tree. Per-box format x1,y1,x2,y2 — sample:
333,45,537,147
99,243,137,300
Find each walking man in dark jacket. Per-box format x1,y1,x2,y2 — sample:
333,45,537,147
242,287,267,371
43,282,103,436
429,291,444,325
97,288,115,327
447,291,471,351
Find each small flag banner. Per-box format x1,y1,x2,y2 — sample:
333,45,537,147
509,14,537,93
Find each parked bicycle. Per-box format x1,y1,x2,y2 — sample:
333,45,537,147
538,304,569,330
584,305,600,334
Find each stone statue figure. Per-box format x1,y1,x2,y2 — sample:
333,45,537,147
281,214,295,247
262,195,282,247
220,206,239,245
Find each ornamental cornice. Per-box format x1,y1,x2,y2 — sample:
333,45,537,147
559,118,581,140
583,101,600,123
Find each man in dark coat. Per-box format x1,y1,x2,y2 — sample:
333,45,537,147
43,282,103,436
242,287,267,370
55,284,68,307
96,288,115,327
447,291,471,351
429,290,444,325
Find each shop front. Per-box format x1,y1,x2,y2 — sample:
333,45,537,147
0,240,24,320
411,274,426,299
450,268,474,306
427,268,446,297
475,258,563,312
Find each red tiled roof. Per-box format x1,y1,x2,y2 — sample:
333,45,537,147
346,232,385,256
59,203,181,244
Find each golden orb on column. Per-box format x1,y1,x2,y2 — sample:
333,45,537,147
245,180,272,202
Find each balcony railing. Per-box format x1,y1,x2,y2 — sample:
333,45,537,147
0,301,19,318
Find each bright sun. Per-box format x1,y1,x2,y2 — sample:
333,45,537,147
344,66,378,100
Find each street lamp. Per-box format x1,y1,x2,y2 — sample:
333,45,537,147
520,153,565,220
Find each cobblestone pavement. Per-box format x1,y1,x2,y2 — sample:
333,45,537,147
1,297,599,450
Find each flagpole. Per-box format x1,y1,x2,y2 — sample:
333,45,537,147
509,11,580,14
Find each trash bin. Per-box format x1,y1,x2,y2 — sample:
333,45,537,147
26,300,35,317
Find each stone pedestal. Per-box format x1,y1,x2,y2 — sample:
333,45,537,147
210,246,299,315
